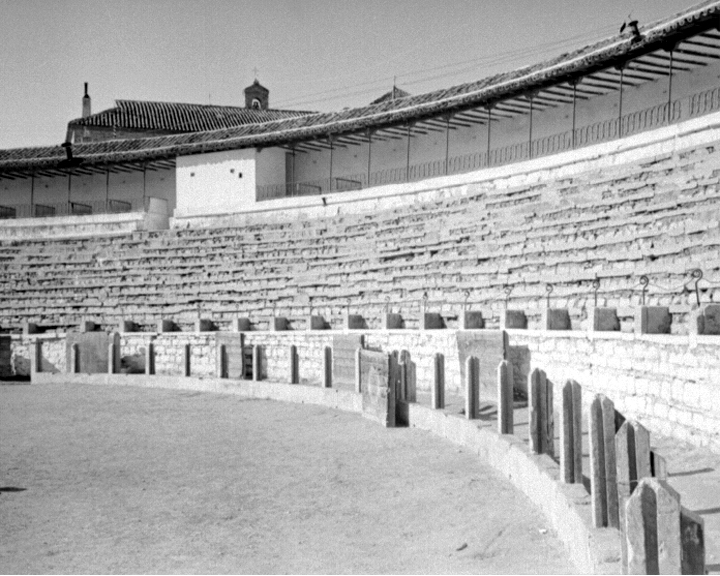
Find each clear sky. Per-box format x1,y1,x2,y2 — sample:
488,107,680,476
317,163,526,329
0,0,697,149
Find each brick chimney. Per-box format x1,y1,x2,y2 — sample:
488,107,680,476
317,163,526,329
82,82,91,118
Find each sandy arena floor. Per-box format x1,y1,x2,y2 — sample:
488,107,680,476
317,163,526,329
0,382,573,574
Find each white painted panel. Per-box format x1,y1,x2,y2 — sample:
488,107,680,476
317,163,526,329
175,149,256,218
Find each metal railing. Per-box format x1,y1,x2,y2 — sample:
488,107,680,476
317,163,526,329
257,85,720,202
0,198,141,220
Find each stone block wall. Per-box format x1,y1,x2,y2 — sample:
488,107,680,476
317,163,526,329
2,334,67,377
507,330,720,452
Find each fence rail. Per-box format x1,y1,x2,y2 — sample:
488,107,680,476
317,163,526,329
257,85,720,202
0,198,142,220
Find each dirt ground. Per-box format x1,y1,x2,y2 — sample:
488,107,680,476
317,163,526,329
0,382,573,574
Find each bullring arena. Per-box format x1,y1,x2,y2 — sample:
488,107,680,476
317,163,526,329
3,1,720,573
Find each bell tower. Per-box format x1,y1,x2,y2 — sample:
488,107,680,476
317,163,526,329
244,79,269,110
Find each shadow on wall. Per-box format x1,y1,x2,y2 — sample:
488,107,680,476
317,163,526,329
508,345,531,395
121,351,146,374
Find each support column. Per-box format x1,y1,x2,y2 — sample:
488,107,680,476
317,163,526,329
105,168,110,210
571,81,578,149
328,134,334,192
444,114,451,175
67,172,72,213
291,144,296,194
528,94,534,159
142,163,147,207
618,64,625,137
366,129,373,187
667,46,675,122
405,123,412,181
486,106,492,167
29,173,35,215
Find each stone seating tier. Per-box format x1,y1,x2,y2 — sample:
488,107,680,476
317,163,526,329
4,141,720,334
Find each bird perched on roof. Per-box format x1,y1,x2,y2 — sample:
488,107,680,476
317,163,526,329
620,15,643,42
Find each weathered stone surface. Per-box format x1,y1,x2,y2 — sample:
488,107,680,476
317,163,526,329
344,313,367,330
306,315,327,330
528,368,553,457
635,306,671,334
460,311,485,330
497,360,514,434
542,308,571,330
502,310,527,329
232,317,252,332
358,349,395,427
271,317,289,331
157,319,177,333
560,380,582,483
680,507,706,575
590,307,620,332
589,394,619,529
651,451,668,481
625,478,681,575
23,322,39,335
420,313,445,330
456,330,507,404
616,420,651,569
195,318,215,332
67,332,113,374
118,320,138,333
690,304,720,335
216,333,247,379
384,313,404,329
332,334,364,391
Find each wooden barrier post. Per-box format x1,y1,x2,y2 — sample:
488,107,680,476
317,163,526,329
528,368,554,456
107,338,117,374
560,379,582,483
589,394,619,528
71,342,79,374
217,344,227,378
497,360,514,434
322,346,332,388
398,361,408,401
464,356,479,419
616,419,652,570
145,341,155,375
30,339,42,377
289,345,299,384
253,344,262,382
183,343,191,377
681,508,706,575
432,353,445,410
651,451,668,480
355,347,362,393
625,478,681,574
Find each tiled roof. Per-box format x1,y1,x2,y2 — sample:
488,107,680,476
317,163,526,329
370,87,411,105
3,0,720,174
68,100,315,133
